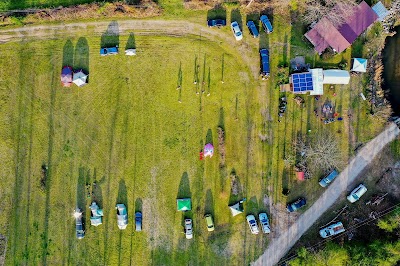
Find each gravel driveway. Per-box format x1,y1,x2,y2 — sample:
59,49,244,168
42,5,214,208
253,122,400,266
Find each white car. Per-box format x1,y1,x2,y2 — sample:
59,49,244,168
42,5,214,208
185,219,193,239
246,215,259,234
347,184,367,203
231,21,243,41
319,222,345,238
258,213,271,234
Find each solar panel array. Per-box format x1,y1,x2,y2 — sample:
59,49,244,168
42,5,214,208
292,73,314,92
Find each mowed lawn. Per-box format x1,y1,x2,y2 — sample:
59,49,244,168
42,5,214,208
0,26,269,265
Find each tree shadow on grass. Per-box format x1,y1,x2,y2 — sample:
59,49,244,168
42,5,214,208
92,175,104,208
207,4,227,20
177,172,191,199
74,37,89,76
204,189,214,217
228,168,243,205
62,40,74,67
117,179,128,208
135,198,142,212
231,8,242,30
246,196,259,215
101,21,120,48
206,129,213,145
125,32,136,50
76,167,86,210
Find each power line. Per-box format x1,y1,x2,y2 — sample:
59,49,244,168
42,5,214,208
278,201,400,265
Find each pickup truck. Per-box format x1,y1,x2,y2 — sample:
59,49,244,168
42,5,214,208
319,222,345,238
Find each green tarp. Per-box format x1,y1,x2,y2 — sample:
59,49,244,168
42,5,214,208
177,198,191,211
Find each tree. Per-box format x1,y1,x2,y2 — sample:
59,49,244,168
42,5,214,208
293,130,344,176
303,0,357,28
377,207,400,233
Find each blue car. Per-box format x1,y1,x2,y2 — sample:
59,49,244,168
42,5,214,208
287,198,306,212
207,19,226,27
246,21,259,38
100,46,118,56
319,169,339,187
260,15,273,33
260,49,270,78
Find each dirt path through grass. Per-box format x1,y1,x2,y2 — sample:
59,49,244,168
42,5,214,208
253,122,400,266
0,19,260,79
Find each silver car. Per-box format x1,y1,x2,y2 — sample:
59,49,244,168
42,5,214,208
116,204,128,230
246,215,259,234
347,184,367,203
185,219,193,239
231,21,243,41
258,213,271,234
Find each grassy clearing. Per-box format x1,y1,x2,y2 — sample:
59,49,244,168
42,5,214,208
0,22,270,265
0,0,103,11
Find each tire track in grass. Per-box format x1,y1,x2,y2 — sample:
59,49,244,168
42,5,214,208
103,76,122,265
41,52,58,266
22,60,36,265
10,43,33,265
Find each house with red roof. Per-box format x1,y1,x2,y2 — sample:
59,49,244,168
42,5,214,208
305,1,378,54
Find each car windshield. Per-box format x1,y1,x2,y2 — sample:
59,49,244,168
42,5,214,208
235,32,241,36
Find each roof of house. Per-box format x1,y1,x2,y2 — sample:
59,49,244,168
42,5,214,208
372,1,389,21
304,1,378,54
322,70,350,84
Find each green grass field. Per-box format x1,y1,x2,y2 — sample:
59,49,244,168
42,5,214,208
0,5,387,266
0,0,101,11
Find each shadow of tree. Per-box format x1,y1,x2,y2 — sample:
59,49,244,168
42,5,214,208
177,172,191,199
231,8,242,30
117,179,128,208
62,40,74,67
228,168,243,205
204,189,214,217
101,21,120,48
206,129,213,145
125,32,136,50
135,198,142,212
207,4,227,20
74,37,89,75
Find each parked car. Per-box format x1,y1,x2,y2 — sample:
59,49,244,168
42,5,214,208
259,49,270,79
246,215,259,234
230,21,243,41
74,209,85,239
287,198,307,212
260,15,273,33
135,212,142,231
319,169,339,187
116,204,128,230
207,19,226,28
246,21,259,38
258,213,271,234
319,222,345,238
185,219,193,239
100,46,118,56
204,214,215,232
347,184,367,203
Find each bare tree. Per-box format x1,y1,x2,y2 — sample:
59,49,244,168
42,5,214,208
303,0,357,27
294,130,344,176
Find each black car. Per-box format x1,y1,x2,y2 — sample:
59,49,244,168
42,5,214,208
207,19,226,28
286,198,306,212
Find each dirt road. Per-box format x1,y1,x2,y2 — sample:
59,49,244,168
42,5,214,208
0,19,260,78
253,122,400,266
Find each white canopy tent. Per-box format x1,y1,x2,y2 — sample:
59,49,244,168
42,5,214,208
322,70,350,84
73,70,88,87
352,58,367,72
125,49,136,56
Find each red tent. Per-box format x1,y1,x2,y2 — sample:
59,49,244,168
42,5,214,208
296,171,305,181
61,66,73,87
